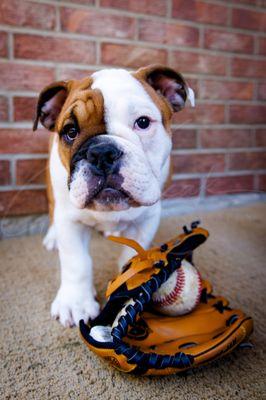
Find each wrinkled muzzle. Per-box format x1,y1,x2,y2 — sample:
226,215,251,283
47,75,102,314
69,135,161,211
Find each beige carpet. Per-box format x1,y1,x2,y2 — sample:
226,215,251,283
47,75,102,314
0,203,266,399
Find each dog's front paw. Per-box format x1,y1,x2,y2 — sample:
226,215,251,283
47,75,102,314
51,285,100,327
43,224,58,251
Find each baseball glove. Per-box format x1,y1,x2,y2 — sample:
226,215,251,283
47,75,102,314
80,223,253,375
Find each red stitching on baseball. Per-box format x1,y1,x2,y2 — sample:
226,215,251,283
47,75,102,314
153,268,185,307
195,269,202,306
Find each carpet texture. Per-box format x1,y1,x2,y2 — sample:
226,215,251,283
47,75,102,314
0,203,265,399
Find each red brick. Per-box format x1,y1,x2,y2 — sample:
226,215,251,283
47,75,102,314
14,34,96,64
173,153,225,173
170,51,227,75
231,58,266,78
58,67,96,81
0,160,11,185
255,129,266,146
0,96,8,121
100,0,167,16
0,129,49,154
200,129,253,148
172,129,197,149
163,179,200,198
16,159,47,185
200,80,254,101
259,37,266,55
206,175,254,196
204,29,254,54
61,7,136,39
0,32,8,57
232,8,266,31
13,97,37,122
172,0,228,25
139,19,199,47
0,189,48,217
0,62,55,91
258,175,266,191
101,43,167,68
229,105,266,124
229,151,266,170
173,104,225,125
0,0,56,30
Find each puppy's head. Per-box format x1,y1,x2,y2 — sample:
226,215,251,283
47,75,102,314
33,65,194,212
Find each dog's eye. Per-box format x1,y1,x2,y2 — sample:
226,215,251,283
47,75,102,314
62,125,79,144
134,116,151,130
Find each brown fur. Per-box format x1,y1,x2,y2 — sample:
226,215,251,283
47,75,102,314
39,77,106,218
55,78,106,173
46,135,55,223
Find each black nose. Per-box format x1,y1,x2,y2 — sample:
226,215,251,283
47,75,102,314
87,143,123,174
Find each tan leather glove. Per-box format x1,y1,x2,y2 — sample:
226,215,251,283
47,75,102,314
80,224,253,375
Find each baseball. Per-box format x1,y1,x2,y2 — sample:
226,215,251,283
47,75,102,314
152,259,202,316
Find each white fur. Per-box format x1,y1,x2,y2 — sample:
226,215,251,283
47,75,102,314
187,87,195,107
69,160,104,209
46,68,185,327
91,69,172,201
43,224,57,251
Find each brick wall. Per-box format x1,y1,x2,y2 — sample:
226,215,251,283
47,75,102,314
0,0,265,217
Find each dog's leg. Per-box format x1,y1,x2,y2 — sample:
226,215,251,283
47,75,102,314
43,223,58,251
118,203,161,269
43,143,58,251
51,217,100,327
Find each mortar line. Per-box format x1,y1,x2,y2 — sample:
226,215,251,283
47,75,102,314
172,170,266,180
55,3,61,32
10,157,16,186
199,177,206,198
7,32,13,60
0,154,49,160
253,174,259,191
7,95,12,123
95,41,101,65
166,0,172,18
0,184,46,191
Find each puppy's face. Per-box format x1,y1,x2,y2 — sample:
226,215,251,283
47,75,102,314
34,65,194,212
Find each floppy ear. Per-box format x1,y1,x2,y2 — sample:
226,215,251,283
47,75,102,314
33,81,68,131
135,65,195,112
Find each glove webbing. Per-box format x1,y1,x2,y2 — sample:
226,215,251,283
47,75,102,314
111,257,194,370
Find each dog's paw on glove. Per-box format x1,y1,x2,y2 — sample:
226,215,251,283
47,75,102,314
79,224,253,375
51,284,100,327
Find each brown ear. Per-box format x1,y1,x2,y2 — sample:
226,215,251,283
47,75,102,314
33,81,68,131
135,65,194,112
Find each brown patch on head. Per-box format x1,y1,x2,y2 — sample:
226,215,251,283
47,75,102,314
56,78,105,172
133,64,189,134
33,76,105,172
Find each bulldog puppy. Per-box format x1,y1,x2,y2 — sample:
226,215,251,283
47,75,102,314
33,65,194,327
